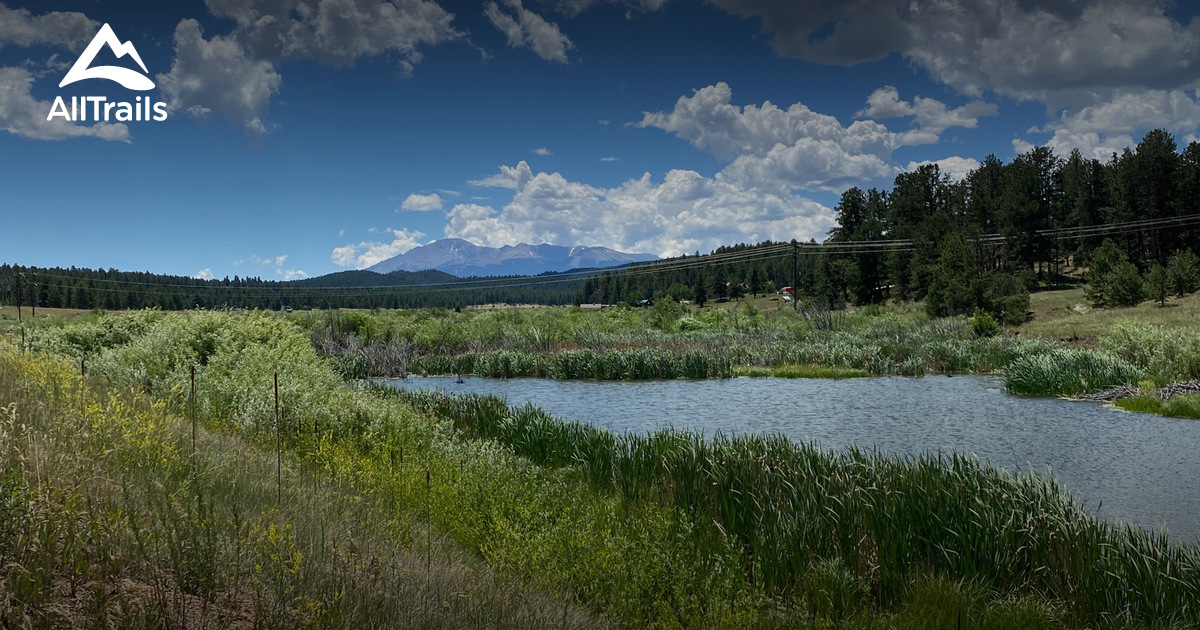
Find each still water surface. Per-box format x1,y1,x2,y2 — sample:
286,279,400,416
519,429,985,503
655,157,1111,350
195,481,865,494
385,374,1200,542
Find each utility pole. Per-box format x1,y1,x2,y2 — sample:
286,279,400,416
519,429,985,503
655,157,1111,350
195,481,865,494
791,239,799,312
15,273,21,323
29,272,34,318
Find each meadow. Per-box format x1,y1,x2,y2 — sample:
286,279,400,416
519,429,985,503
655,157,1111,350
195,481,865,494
2,309,1199,627
294,299,1200,408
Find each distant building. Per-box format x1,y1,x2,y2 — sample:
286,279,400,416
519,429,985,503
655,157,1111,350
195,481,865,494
579,303,609,311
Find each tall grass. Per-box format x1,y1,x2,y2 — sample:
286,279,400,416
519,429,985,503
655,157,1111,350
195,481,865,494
399,315,1063,381
1101,321,1200,385
1004,348,1145,396
400,388,1200,625
0,351,597,629
18,311,753,626
412,348,734,380
17,309,1199,627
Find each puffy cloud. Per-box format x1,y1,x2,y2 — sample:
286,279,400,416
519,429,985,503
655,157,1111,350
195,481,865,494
203,0,462,69
857,86,998,137
331,228,427,268
445,203,523,249
718,139,897,193
194,269,216,280
469,160,534,189
448,163,836,257
279,269,308,280
706,0,1200,100
0,3,98,50
0,67,129,141
1015,89,1200,160
162,0,461,133
905,157,981,182
484,0,573,63
400,192,444,211
600,156,619,161
157,19,282,135
639,82,988,192
0,6,128,142
533,146,553,155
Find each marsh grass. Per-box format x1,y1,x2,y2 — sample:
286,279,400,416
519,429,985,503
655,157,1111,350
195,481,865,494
14,309,1200,627
0,352,602,629
1004,348,1144,396
1115,394,1200,419
733,364,870,379
402,388,1200,627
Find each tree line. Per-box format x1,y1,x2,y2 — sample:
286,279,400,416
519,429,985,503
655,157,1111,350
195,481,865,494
0,266,582,312
6,130,1199,316
578,129,1200,320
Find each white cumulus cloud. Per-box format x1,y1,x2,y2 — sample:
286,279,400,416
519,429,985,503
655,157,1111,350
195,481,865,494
0,3,98,50
157,19,282,135
400,193,444,211
0,67,129,142
905,157,982,182
469,160,534,189
533,147,553,155
857,86,998,138
194,269,216,280
331,228,427,269
1015,89,1200,159
451,163,836,257
640,82,990,192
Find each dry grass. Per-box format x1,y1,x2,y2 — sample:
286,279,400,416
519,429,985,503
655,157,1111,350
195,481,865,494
1019,288,1200,343
0,306,94,321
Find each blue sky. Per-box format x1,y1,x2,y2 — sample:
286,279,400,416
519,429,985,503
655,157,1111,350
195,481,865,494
2,0,1199,280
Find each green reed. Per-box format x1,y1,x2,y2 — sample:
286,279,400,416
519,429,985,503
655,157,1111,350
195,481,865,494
1004,348,1145,396
400,387,1200,626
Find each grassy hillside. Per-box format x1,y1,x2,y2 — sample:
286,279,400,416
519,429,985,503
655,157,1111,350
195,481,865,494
0,350,595,628
1021,288,1200,343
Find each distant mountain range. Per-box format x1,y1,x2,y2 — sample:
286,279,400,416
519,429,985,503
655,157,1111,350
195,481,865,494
367,239,659,277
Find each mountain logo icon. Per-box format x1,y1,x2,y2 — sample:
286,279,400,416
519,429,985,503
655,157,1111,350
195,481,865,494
59,23,155,91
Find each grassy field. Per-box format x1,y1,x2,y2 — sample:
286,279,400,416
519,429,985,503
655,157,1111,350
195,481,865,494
0,305,94,320
4,310,1199,627
1020,288,1200,343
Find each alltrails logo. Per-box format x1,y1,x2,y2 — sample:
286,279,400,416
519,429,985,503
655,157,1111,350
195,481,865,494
46,24,168,123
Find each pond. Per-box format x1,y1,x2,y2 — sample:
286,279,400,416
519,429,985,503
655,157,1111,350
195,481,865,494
384,374,1200,542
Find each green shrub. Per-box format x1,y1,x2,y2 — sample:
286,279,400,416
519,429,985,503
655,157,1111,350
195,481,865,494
1086,239,1144,308
971,312,1000,338
1000,293,1030,325
1168,250,1199,297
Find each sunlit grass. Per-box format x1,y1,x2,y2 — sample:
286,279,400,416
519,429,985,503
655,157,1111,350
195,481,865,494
11,308,1200,627
1004,348,1144,396
1021,288,1200,343
404,387,1200,627
1115,394,1200,420
733,364,870,379
0,351,598,628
